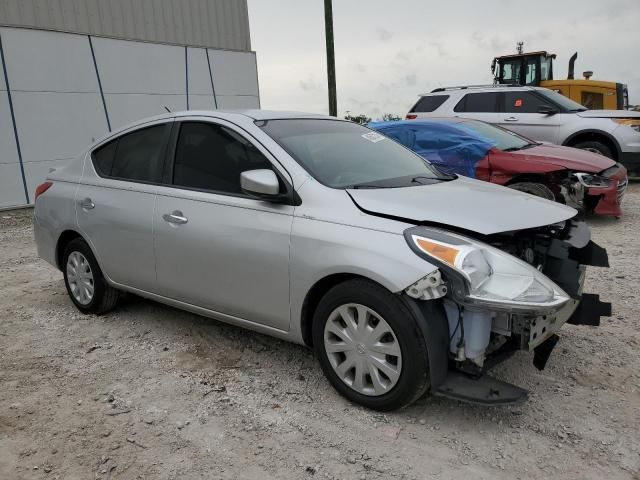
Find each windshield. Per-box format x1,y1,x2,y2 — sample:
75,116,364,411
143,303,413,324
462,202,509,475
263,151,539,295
259,119,451,188
538,89,587,112
456,120,533,151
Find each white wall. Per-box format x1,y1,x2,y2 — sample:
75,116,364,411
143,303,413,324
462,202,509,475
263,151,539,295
0,26,259,208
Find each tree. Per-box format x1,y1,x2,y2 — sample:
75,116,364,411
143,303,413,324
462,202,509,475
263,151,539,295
344,113,371,125
381,113,401,121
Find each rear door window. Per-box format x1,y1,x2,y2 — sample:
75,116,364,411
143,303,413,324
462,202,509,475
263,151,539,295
410,95,449,112
92,124,170,183
454,93,500,112
110,125,168,183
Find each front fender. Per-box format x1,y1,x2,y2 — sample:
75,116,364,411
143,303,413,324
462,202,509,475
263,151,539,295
289,216,439,341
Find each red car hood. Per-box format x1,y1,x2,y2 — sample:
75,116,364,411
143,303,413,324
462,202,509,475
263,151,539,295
509,143,615,173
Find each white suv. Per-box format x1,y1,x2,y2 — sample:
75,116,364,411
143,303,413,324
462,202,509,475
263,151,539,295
406,85,640,175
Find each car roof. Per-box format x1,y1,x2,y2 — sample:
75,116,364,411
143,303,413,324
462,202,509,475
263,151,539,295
418,85,543,96
89,109,343,150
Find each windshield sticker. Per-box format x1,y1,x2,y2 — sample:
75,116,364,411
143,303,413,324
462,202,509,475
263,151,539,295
361,132,386,143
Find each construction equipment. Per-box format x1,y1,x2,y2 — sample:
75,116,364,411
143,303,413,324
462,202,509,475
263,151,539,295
491,45,629,110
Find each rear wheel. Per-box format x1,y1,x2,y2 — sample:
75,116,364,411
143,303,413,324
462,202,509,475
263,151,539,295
573,140,613,159
63,238,119,314
508,182,555,201
312,279,430,411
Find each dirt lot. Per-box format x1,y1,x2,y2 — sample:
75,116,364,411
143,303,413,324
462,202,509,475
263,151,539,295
1,186,639,480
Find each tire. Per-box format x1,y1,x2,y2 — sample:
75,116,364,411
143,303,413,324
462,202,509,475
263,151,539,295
508,182,555,201
312,279,430,411
573,141,613,159
62,238,119,314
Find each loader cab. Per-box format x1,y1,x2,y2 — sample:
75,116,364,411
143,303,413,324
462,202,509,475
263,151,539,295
492,51,555,86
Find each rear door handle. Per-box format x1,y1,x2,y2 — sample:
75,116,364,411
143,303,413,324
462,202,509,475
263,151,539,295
504,117,518,122
162,210,188,225
79,198,95,210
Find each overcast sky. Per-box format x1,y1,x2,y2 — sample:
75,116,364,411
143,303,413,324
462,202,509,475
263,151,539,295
247,0,640,118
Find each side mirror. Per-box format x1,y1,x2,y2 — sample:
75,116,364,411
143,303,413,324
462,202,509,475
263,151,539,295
240,169,281,199
537,105,559,115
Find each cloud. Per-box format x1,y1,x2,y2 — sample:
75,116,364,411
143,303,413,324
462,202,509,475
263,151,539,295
353,63,367,73
376,27,393,42
299,76,321,92
405,74,417,86
249,0,640,117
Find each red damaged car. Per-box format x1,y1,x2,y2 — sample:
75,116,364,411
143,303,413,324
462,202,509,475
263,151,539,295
370,118,628,217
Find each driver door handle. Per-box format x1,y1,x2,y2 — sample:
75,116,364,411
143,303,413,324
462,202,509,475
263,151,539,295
163,210,188,225
79,198,95,210
504,116,518,122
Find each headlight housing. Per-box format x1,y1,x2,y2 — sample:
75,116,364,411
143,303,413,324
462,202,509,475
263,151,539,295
613,118,640,133
404,227,570,313
573,172,611,188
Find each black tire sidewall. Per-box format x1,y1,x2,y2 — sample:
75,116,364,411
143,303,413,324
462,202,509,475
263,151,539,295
312,279,430,411
62,238,108,314
574,141,613,159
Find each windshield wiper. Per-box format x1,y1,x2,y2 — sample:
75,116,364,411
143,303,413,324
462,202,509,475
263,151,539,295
351,184,386,189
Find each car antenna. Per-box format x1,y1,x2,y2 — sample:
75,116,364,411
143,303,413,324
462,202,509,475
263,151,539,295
163,106,171,113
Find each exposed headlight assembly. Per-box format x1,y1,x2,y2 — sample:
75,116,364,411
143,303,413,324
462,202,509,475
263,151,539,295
404,227,570,313
613,118,640,133
573,172,611,188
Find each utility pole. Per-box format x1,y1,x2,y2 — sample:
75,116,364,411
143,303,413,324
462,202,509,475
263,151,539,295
324,0,337,116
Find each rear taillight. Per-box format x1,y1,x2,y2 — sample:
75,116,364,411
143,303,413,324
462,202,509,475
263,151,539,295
406,114,417,120
35,181,53,201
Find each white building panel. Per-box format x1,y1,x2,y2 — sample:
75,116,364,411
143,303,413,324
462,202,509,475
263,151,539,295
104,93,186,129
0,93,18,164
92,37,185,94
216,95,260,109
0,162,26,207
187,94,217,111
187,48,214,96
208,50,259,96
0,27,98,93
11,91,107,163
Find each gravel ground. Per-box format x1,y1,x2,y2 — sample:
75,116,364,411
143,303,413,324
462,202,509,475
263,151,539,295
1,186,639,480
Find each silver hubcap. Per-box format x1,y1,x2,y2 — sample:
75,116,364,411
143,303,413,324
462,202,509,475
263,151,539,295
324,303,402,396
66,251,94,305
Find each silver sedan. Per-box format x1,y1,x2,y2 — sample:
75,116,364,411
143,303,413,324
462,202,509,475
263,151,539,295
34,110,610,410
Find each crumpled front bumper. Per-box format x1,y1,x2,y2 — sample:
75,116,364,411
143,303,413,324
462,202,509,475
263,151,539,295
588,165,628,217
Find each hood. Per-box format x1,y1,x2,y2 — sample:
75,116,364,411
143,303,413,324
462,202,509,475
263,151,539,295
576,109,640,119
510,143,615,172
347,176,576,236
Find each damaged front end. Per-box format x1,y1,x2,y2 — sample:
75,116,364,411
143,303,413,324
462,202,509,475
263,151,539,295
559,163,628,217
403,220,611,405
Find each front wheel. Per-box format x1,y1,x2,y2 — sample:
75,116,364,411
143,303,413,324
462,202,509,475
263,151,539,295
508,182,555,201
63,238,119,314
312,279,430,411
573,140,613,159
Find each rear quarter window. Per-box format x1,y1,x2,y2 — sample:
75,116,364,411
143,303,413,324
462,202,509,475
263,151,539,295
410,95,449,113
92,140,117,177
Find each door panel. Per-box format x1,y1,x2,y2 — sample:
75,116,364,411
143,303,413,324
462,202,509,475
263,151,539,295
76,179,157,291
154,188,293,330
76,121,171,291
495,92,563,143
